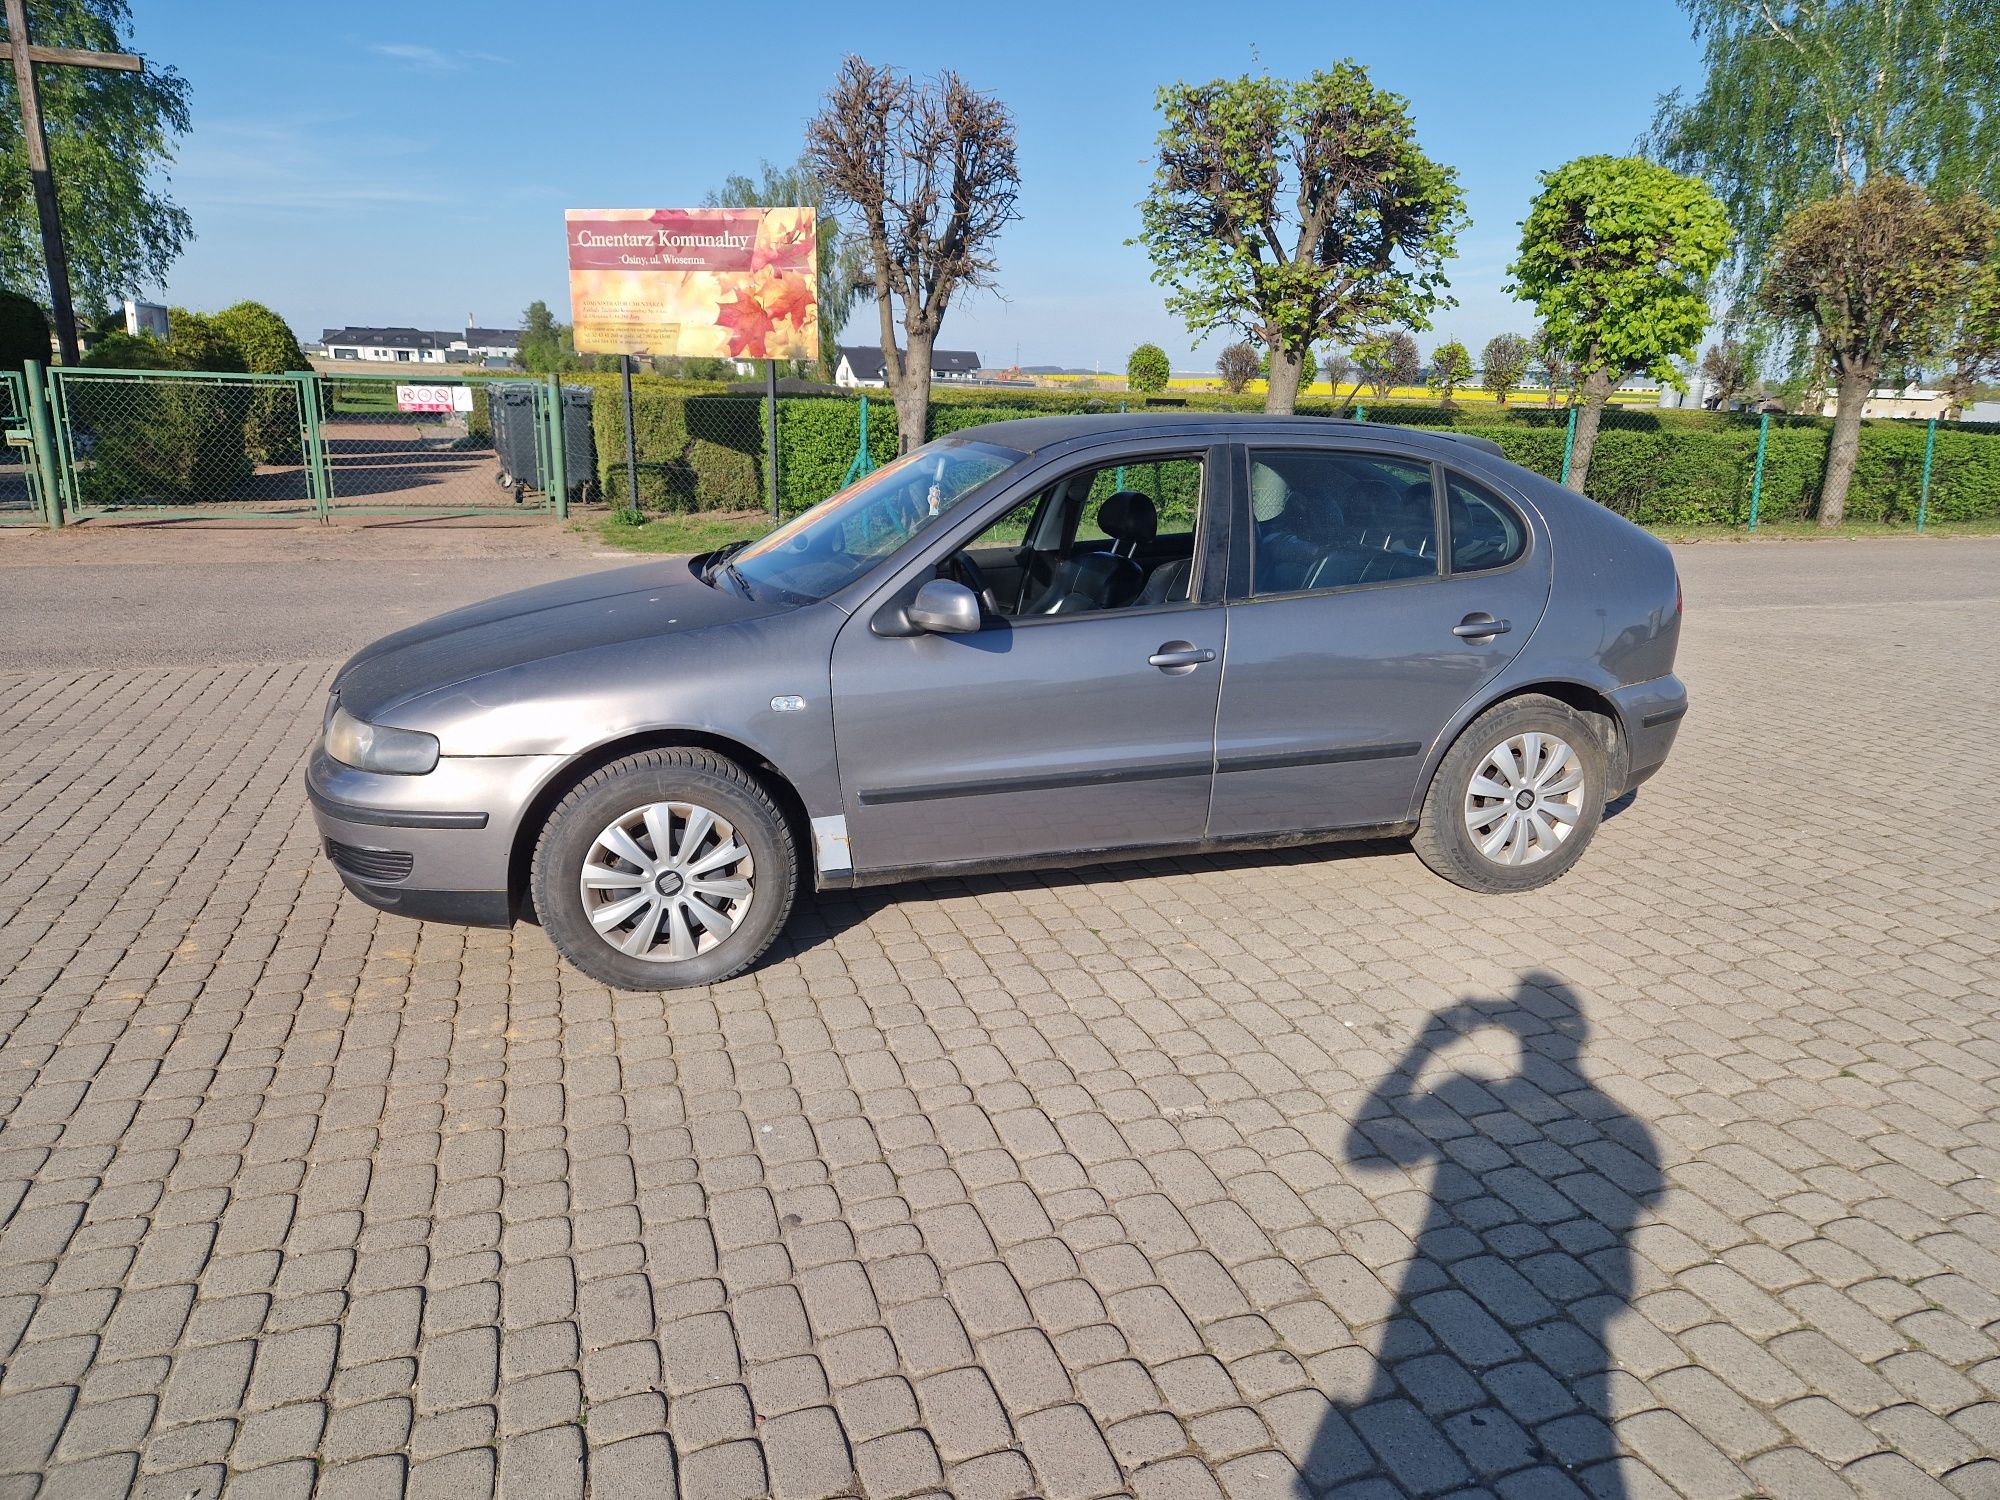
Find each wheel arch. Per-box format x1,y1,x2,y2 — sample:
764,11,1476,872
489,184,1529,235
1413,677,1630,821
507,728,813,924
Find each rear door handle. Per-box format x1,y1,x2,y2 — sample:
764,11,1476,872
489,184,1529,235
1452,614,1510,639
1149,642,1216,673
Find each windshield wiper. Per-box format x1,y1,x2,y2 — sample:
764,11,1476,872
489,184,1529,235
720,559,756,600
702,541,749,587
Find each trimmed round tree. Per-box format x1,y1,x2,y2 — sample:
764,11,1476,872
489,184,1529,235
1126,342,1171,393
1509,156,1729,494
1428,340,1473,403
1480,332,1529,405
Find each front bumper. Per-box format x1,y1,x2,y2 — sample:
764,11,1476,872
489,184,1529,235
1608,673,1687,793
305,746,565,927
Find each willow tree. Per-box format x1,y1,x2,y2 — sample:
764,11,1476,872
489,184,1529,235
1135,62,1465,415
1760,177,1993,523
807,57,1020,450
1650,0,2000,292
1509,156,1730,493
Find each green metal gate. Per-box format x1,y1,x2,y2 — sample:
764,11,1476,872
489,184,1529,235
17,363,577,526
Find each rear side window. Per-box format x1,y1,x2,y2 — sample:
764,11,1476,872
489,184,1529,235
1247,450,1438,596
1445,473,1526,573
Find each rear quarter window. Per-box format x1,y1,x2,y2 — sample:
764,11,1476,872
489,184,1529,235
1445,473,1527,573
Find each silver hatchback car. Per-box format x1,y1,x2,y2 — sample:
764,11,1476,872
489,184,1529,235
308,414,1686,989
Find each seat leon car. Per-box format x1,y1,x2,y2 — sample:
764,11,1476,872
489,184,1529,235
307,414,1686,990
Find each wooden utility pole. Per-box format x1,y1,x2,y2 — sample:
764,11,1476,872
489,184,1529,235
2,0,143,366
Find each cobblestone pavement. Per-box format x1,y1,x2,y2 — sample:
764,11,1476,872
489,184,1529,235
2,539,1997,1499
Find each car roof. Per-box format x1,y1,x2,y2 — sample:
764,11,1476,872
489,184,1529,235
944,410,1505,461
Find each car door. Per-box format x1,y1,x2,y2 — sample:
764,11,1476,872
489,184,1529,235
1207,446,1551,840
829,443,1228,875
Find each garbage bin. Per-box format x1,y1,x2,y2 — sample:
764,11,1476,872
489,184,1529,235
486,382,542,499
558,384,599,503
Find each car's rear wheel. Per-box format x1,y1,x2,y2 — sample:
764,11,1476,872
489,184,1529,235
531,748,796,989
1412,695,1607,894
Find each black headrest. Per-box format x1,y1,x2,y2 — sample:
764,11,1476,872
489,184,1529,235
1096,490,1157,544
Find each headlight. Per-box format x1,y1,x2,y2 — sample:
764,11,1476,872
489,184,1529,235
325,705,439,775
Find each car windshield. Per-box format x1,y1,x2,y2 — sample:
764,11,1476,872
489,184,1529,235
717,440,1022,605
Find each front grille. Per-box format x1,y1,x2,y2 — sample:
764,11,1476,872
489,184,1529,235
326,838,413,884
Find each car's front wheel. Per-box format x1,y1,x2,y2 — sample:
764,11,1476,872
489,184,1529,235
530,748,797,989
1412,695,1607,894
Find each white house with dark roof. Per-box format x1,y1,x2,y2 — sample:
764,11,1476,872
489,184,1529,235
321,327,457,364
834,344,982,389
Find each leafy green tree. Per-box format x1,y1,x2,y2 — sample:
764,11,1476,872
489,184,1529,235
1509,155,1730,492
1126,342,1171,392
1135,62,1465,415
1428,339,1473,403
705,156,868,377
0,2,192,312
1941,252,2000,415
1649,0,2000,295
1760,176,1994,523
0,289,49,373
1480,332,1530,404
1355,330,1419,397
1216,340,1257,393
517,300,585,374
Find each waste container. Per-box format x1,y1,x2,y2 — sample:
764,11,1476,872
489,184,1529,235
484,382,598,503
486,382,542,499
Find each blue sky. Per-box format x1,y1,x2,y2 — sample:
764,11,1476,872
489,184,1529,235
147,1,1705,370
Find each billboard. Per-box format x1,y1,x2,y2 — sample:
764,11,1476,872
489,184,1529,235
565,207,818,361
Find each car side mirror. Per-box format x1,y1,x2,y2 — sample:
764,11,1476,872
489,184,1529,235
905,578,982,635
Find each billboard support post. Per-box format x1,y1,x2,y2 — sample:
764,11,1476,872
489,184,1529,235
766,359,780,522
620,355,640,516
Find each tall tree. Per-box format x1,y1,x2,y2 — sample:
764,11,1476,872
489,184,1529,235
1481,332,1530,404
1135,62,1465,416
1216,340,1257,393
516,299,570,374
1428,339,1473,404
1355,330,1419,397
807,56,1020,452
704,155,867,376
1649,0,2000,294
1760,176,1993,523
0,0,191,311
1509,155,1730,492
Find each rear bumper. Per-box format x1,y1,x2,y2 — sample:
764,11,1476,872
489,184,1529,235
305,746,563,927
1608,674,1686,793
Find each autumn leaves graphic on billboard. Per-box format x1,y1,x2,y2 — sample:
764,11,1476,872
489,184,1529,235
565,208,818,360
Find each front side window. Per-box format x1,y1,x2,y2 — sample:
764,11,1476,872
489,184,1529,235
940,452,1205,620
1445,472,1527,573
1249,450,1438,596
723,440,1021,605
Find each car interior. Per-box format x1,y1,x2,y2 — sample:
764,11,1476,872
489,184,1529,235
943,456,1203,619
1250,451,1443,594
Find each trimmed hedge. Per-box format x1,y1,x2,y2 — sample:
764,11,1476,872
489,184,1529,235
572,376,2000,526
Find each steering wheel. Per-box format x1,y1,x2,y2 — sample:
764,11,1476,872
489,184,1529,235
947,552,1001,615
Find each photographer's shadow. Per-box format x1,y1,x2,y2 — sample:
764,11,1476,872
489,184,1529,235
1299,973,1662,1497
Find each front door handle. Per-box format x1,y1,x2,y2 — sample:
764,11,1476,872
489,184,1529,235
1149,641,1216,674
1452,614,1510,640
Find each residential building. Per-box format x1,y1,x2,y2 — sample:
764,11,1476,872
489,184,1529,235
1814,386,1953,421
834,344,982,388
321,327,457,364
458,327,523,361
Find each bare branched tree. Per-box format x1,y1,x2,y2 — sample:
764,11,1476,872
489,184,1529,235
807,56,1021,450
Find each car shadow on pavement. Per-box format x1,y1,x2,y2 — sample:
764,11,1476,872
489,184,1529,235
1296,973,1663,1498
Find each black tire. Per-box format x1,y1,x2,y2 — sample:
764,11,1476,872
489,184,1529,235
530,748,797,989
1411,694,1608,894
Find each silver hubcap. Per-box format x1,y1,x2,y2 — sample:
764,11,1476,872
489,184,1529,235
1463,732,1585,867
579,801,755,963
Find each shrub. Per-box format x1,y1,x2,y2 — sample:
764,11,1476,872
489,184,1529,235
1127,343,1171,393
210,302,309,465
0,289,50,375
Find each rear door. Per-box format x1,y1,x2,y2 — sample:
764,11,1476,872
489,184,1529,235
1208,447,1551,839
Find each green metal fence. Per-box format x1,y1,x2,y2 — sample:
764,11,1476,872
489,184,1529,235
13,363,582,526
